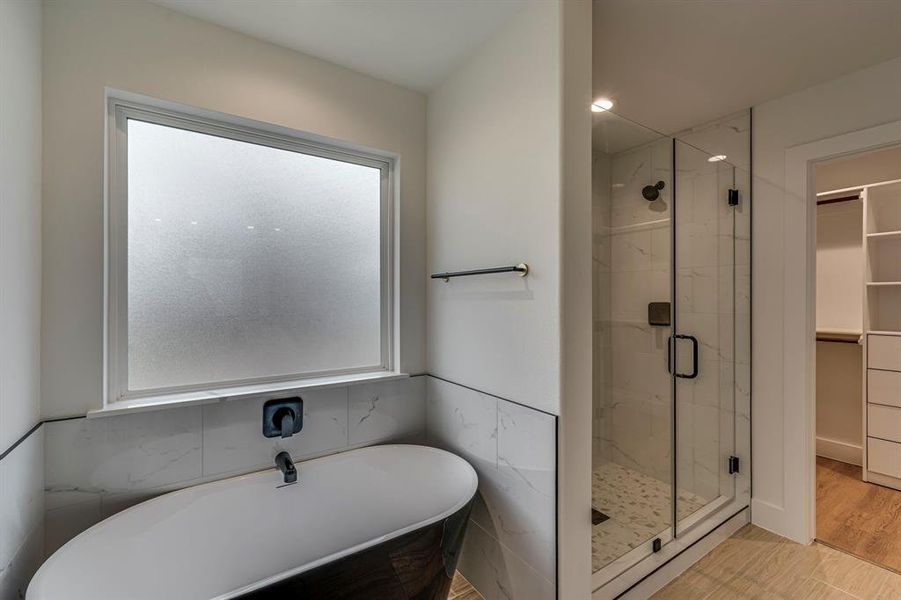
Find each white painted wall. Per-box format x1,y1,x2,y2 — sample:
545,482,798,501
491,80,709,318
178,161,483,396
558,1,594,595
815,342,862,461
0,1,45,596
1,0,42,450
816,145,901,193
427,0,561,415
426,2,595,596
41,0,427,419
753,55,901,542
815,201,863,332
814,200,864,464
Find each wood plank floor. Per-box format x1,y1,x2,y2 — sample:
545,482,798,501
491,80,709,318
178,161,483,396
450,571,483,600
816,456,901,574
653,524,901,599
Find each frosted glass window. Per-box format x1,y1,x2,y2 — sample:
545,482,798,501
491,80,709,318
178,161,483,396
123,118,385,393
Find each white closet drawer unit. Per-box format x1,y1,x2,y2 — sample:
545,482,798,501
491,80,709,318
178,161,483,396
868,334,901,372
868,369,901,408
869,404,901,443
868,437,901,480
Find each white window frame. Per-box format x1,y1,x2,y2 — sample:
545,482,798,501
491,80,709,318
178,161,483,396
103,93,397,409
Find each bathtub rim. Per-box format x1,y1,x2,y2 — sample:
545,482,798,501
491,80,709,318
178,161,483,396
30,444,478,600
217,444,478,598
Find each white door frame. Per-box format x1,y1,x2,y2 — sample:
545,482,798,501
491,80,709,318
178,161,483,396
783,118,901,544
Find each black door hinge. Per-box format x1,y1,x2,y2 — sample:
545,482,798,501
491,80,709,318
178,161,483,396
728,455,740,475
652,538,662,553
727,189,740,206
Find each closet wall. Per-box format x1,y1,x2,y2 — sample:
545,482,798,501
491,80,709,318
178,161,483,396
816,146,901,194
814,189,863,464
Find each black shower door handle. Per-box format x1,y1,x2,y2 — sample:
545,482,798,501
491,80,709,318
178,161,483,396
669,334,699,379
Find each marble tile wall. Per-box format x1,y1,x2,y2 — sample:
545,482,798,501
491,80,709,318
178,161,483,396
425,376,556,600
593,151,612,468
0,428,44,599
42,376,426,556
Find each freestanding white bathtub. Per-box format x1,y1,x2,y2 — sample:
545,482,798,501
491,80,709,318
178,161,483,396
28,445,478,600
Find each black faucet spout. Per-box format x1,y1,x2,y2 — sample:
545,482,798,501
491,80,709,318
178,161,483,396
275,451,297,484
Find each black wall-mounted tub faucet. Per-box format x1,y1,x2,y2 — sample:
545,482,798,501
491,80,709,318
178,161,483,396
263,397,304,439
274,451,297,484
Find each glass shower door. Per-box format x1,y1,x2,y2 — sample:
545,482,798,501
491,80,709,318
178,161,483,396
672,139,744,532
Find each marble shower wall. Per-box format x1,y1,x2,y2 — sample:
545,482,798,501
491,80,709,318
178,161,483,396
425,377,556,600
0,429,44,599
42,376,426,556
592,150,612,468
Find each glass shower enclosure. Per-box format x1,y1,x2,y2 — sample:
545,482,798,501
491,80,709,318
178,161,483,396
591,109,751,585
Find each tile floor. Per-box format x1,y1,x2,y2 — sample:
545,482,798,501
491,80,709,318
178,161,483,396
652,524,901,599
592,462,707,571
455,523,901,599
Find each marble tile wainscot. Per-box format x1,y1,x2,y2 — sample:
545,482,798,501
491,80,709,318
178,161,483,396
43,376,426,555
425,376,557,600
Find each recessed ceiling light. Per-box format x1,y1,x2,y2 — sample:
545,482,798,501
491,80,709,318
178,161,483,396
591,98,614,112
708,155,727,162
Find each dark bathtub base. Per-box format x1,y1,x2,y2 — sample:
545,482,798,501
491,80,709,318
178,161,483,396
237,498,474,600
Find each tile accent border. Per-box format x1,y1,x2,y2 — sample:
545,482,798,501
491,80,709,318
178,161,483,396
0,415,87,464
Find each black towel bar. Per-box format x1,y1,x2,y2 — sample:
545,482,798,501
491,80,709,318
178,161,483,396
430,263,529,282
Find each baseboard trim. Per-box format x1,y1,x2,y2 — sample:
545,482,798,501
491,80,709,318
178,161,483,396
816,436,862,466
866,470,901,492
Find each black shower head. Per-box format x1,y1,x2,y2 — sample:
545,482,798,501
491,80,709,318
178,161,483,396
642,180,665,201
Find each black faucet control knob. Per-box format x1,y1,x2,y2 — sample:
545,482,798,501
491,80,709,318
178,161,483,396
262,397,304,438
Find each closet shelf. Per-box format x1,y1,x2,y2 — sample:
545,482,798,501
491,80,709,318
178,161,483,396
817,328,862,336
867,230,901,241
816,329,861,343
867,281,901,287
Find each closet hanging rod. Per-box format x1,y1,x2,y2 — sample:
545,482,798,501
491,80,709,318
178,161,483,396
816,194,860,206
815,333,861,344
431,263,529,282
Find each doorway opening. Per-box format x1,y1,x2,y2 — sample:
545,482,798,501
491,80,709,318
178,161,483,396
814,144,901,574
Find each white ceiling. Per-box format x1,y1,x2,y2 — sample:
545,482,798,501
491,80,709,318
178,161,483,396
151,0,901,130
150,0,528,92
594,0,901,134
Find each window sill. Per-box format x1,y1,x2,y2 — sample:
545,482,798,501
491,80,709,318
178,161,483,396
89,371,410,419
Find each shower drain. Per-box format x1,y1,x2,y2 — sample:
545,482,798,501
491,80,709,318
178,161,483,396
591,508,610,525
